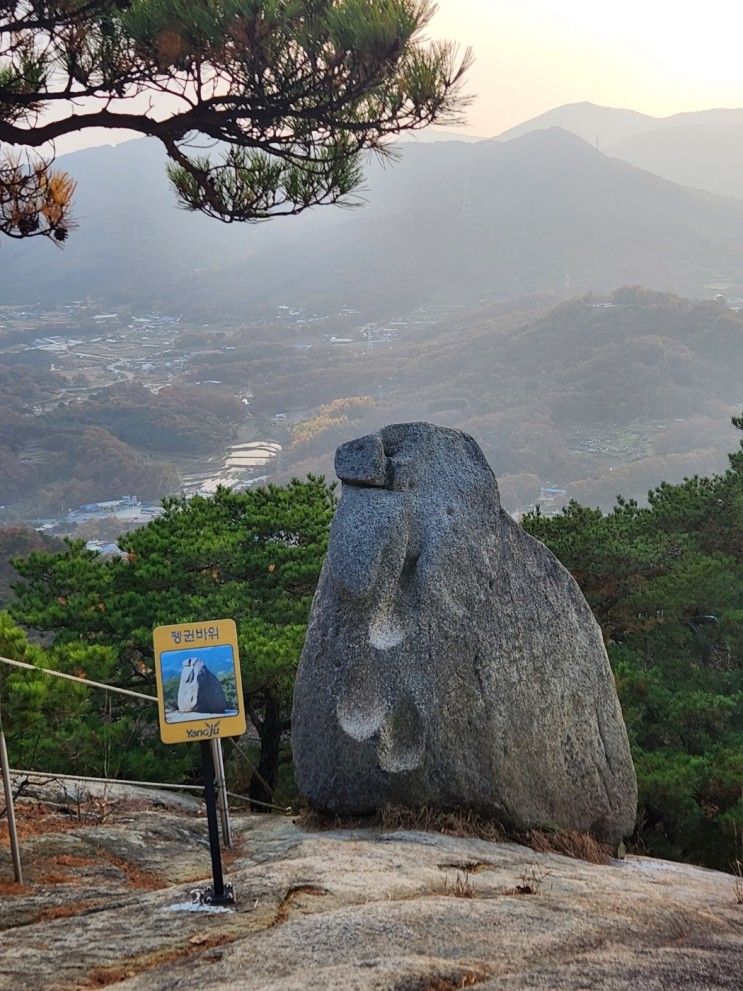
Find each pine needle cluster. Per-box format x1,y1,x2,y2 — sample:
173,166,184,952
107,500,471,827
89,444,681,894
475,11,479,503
0,1,471,240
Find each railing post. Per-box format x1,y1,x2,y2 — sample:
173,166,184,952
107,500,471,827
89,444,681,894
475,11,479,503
0,725,22,884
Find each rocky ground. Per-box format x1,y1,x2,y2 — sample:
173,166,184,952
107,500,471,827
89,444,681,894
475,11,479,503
0,781,741,991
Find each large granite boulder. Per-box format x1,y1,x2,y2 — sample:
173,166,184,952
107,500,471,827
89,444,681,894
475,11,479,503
292,422,637,844
177,657,227,714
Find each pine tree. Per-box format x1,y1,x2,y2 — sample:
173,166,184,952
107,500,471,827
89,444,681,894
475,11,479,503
11,478,336,803
523,415,743,870
1,1,471,241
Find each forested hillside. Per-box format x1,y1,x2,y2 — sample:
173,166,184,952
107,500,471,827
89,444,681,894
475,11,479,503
7,479,336,806
0,368,243,513
261,289,742,510
5,289,738,519
524,415,743,869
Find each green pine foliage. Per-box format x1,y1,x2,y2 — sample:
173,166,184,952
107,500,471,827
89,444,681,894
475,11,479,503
0,611,191,782
10,477,336,802
523,415,743,870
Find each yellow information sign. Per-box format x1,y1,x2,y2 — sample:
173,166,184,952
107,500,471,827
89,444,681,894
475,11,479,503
153,619,246,745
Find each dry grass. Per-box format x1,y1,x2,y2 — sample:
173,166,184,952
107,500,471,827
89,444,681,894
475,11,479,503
732,859,743,905
438,859,495,874
380,806,506,842
296,804,612,865
1,796,159,843
505,862,552,896
518,828,612,865
397,965,490,990
1,796,175,897
1,801,82,840
295,804,505,842
426,978,483,991
294,806,374,833
440,870,475,899
86,964,140,988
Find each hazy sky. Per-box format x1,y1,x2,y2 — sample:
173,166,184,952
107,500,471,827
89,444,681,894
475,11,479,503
433,0,743,136
56,0,743,153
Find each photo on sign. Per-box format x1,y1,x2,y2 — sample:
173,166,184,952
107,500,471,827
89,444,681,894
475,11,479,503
159,644,240,724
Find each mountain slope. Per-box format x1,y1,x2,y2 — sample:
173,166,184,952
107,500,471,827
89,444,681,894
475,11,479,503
0,137,475,309
495,102,659,147
268,288,742,507
0,139,311,306
5,127,743,314
199,127,743,316
607,123,743,199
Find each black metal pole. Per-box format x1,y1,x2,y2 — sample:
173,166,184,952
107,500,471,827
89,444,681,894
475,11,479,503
200,740,225,902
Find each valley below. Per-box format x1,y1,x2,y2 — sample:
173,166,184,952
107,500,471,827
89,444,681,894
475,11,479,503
2,285,739,546
3,109,743,538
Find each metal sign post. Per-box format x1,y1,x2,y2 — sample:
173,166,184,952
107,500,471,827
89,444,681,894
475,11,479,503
0,725,22,884
211,738,232,848
199,740,233,905
152,619,245,906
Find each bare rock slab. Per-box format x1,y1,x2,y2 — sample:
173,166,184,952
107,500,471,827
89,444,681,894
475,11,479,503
293,422,637,844
3,817,738,991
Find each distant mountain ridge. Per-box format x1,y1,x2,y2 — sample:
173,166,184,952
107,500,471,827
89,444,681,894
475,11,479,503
497,101,743,200
606,123,743,199
4,118,743,313
190,126,743,317
496,101,743,147
496,102,658,147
